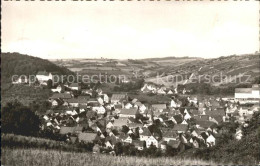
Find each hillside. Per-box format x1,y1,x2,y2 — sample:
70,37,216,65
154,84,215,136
180,112,260,164
1,52,73,85
145,53,260,88
1,52,74,106
1,148,219,166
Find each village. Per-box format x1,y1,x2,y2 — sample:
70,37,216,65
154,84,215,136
13,70,260,154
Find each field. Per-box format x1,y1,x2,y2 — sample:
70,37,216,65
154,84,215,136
2,148,219,166
152,58,200,67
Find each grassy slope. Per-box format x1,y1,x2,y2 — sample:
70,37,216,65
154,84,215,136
1,148,219,166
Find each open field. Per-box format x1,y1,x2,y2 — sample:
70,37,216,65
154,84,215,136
2,148,219,166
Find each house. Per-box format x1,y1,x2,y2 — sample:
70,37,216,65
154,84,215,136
86,110,97,119
106,121,114,129
196,120,217,130
105,136,117,149
124,103,133,109
51,99,62,106
205,108,226,117
206,134,215,147
138,104,147,113
164,120,175,128
170,100,177,108
194,115,210,121
140,128,152,141
235,128,243,140
97,97,104,105
157,88,166,95
74,126,84,134
36,71,53,82
93,144,100,153
159,141,167,150
122,135,133,144
184,112,192,120
67,98,88,107
131,98,138,104
235,84,260,100
191,128,204,138
172,124,188,133
70,136,78,143
51,84,64,93
209,115,223,124
111,94,127,104
162,130,178,142
167,90,174,95
119,108,139,118
190,137,200,148
12,75,28,84
144,109,153,120
146,136,159,148
49,93,72,100
141,83,157,92
69,83,81,91
93,106,106,115
102,94,109,103
168,140,181,149
59,126,76,135
181,119,188,125
82,89,93,96
128,123,143,129
112,117,128,130
132,140,145,150
171,114,183,124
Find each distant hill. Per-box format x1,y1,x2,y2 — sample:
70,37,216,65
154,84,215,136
142,56,203,61
1,52,74,85
1,52,74,106
145,53,260,88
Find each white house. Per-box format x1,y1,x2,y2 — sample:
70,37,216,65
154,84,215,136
51,85,64,93
103,94,109,103
167,90,174,95
184,112,192,120
69,83,81,91
181,119,188,125
97,97,104,105
235,128,243,140
124,103,133,109
93,106,106,115
157,88,166,95
170,100,177,108
106,122,114,129
206,135,215,147
146,136,159,148
123,135,133,144
36,71,53,82
138,104,147,114
235,84,260,101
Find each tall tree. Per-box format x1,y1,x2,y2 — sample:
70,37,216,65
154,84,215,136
2,100,41,136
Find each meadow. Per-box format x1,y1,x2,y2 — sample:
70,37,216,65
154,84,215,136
2,148,219,166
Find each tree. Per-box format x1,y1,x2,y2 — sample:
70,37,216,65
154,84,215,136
2,100,41,136
114,142,124,155
47,79,53,89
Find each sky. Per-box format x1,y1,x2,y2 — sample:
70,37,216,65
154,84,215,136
2,1,259,59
